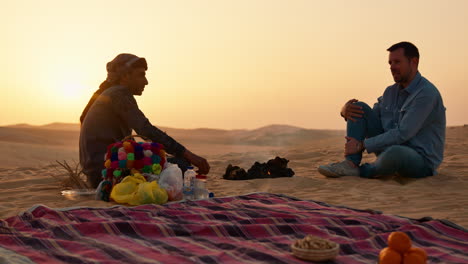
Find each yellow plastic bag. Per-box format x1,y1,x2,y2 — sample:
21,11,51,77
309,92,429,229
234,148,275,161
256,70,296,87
110,172,168,205
110,173,146,204
130,181,168,205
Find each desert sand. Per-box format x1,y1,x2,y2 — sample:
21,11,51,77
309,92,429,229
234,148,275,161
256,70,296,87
0,123,466,228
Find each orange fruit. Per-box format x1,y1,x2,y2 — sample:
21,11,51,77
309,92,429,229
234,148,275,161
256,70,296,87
388,231,412,254
405,248,427,262
403,250,426,264
379,247,402,264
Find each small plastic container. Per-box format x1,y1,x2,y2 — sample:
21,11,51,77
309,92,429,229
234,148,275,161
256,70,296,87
194,174,208,199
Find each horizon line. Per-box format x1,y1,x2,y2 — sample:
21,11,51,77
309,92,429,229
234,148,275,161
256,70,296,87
1,122,349,132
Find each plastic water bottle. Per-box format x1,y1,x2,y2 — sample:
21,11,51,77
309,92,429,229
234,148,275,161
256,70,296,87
183,166,196,200
194,174,208,199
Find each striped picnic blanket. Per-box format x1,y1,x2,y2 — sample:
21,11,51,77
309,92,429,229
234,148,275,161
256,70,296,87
0,193,467,263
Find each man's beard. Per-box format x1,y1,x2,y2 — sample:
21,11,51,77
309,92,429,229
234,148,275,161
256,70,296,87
131,86,144,95
392,71,410,84
393,75,405,83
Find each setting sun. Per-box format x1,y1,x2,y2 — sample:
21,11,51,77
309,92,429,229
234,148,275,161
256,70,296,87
61,83,83,99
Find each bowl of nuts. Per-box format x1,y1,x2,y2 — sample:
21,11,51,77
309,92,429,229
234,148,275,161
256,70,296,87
291,235,339,262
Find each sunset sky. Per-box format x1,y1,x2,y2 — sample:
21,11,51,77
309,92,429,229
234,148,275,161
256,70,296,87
1,0,467,130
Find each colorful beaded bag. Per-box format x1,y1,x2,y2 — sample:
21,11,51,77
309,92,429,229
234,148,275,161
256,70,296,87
99,135,166,201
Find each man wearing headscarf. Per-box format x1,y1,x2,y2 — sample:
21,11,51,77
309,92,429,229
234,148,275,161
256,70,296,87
79,53,210,188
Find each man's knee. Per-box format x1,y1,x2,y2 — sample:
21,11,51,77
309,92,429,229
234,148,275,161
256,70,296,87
83,167,103,188
352,101,372,113
378,145,429,178
346,102,373,123
380,145,412,160
375,145,410,168
87,173,102,188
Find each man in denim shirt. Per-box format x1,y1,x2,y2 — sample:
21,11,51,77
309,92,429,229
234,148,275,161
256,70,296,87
318,42,446,179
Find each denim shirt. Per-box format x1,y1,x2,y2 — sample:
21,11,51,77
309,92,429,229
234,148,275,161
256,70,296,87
364,72,446,174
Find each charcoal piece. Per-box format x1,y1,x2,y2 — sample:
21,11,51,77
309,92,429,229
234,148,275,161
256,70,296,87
247,156,295,179
223,156,294,180
223,164,248,180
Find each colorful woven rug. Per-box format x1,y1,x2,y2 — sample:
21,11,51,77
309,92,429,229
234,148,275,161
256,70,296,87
0,193,466,263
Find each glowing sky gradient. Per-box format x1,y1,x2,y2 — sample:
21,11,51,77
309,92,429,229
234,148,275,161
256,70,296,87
2,0,467,129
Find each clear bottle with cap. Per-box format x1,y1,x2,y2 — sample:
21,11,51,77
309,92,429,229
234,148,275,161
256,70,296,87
183,166,196,200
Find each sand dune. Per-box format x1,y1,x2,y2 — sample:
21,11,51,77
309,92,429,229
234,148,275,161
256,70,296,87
0,124,466,228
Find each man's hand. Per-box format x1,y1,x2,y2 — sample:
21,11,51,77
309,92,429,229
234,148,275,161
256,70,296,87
183,149,210,175
341,99,364,122
344,136,364,156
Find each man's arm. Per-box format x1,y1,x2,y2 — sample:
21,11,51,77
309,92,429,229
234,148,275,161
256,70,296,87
116,95,186,156
364,92,436,153
183,149,210,175
112,93,210,174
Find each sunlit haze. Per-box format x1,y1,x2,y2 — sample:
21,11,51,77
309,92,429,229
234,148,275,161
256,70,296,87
2,0,467,129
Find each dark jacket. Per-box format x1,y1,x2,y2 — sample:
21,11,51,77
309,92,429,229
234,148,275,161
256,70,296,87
79,85,186,187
